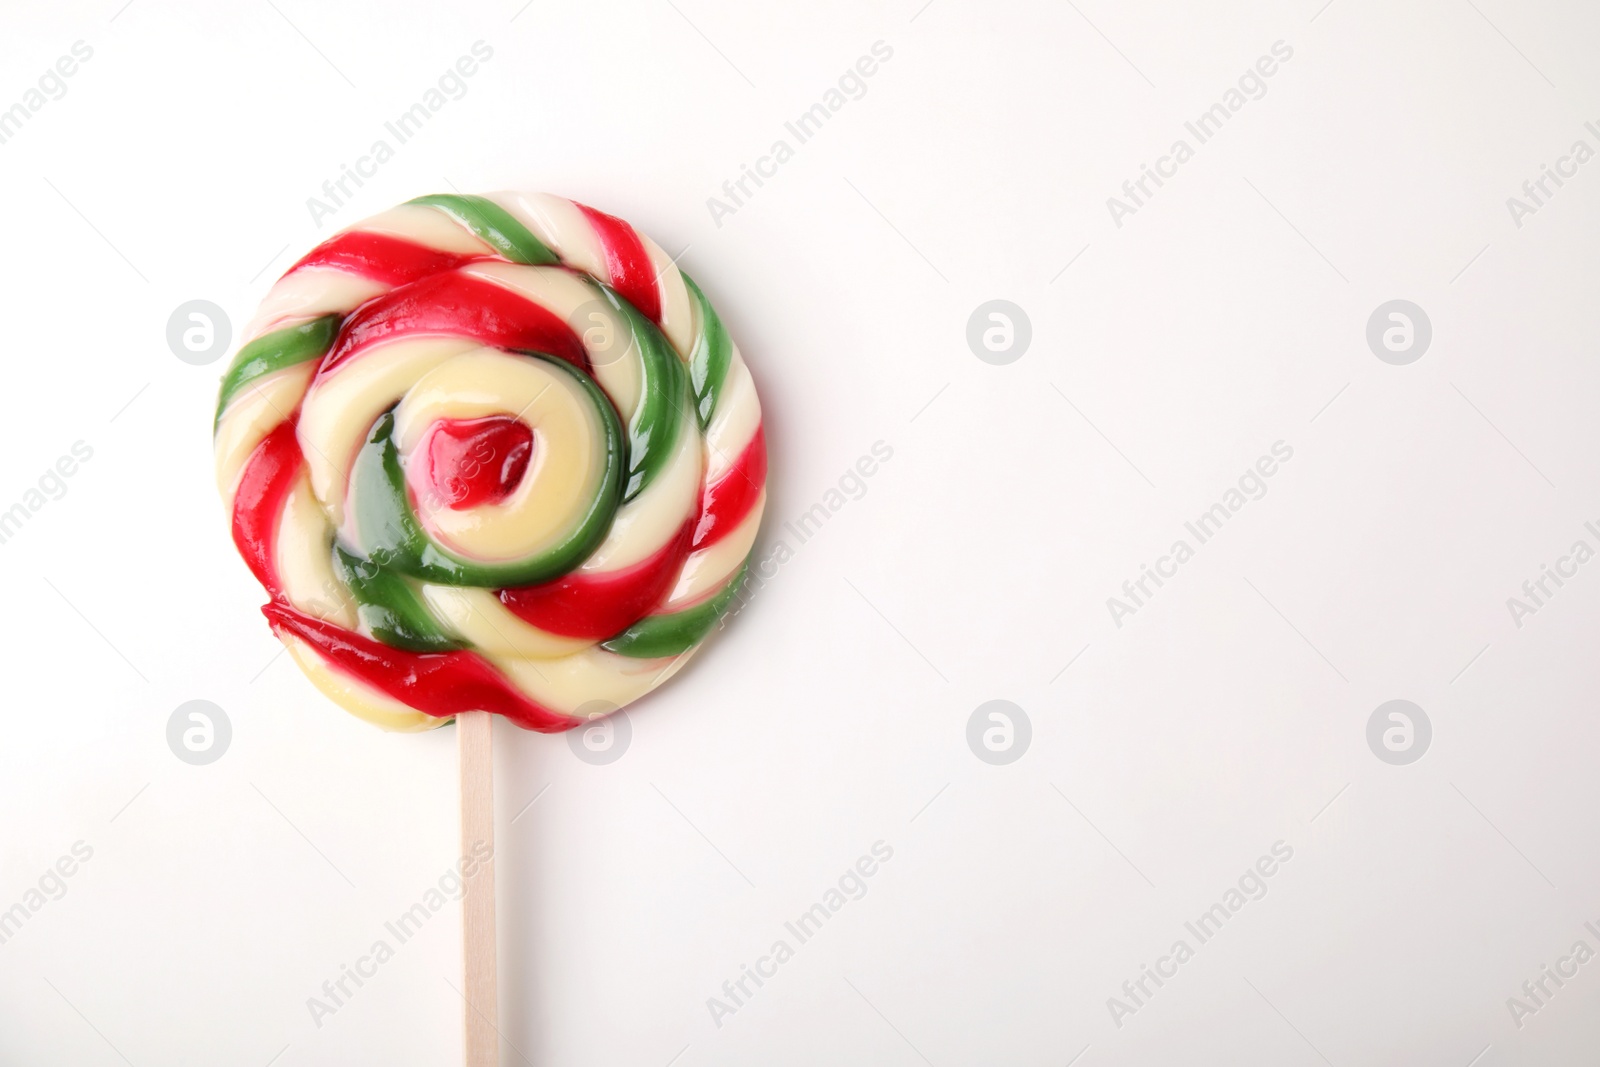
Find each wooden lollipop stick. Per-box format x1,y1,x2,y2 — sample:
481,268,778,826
459,710,499,1067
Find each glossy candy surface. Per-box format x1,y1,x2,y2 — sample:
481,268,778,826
214,193,766,732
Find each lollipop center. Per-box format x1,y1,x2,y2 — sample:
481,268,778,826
419,416,534,510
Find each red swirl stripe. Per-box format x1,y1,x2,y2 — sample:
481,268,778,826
264,601,581,733
693,424,766,549
231,418,305,597
575,203,661,325
286,232,484,288
497,518,694,639
321,271,591,375
415,416,535,510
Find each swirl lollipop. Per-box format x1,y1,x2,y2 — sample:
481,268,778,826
213,192,766,1061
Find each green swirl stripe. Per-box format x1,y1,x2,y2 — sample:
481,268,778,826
333,546,460,652
683,272,732,430
596,285,687,503
600,561,749,658
348,355,624,588
408,194,558,266
214,314,340,429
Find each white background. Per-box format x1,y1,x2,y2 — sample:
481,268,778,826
2,0,1599,1064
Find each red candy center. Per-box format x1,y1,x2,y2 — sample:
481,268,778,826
417,416,533,510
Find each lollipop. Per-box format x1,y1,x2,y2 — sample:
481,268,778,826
216,192,766,727
214,192,766,1061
